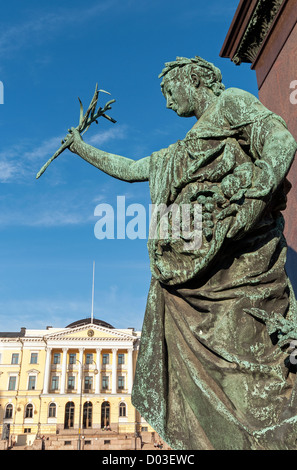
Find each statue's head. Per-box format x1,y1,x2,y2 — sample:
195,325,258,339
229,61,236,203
159,56,225,118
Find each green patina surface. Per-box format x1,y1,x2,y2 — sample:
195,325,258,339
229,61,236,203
68,56,297,450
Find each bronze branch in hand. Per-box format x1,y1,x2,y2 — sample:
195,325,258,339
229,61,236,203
36,84,116,179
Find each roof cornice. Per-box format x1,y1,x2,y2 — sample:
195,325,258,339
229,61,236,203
220,0,286,65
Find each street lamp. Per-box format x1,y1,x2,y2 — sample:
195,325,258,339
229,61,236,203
77,359,98,451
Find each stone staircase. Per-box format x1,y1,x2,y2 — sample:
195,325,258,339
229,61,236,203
6,430,170,451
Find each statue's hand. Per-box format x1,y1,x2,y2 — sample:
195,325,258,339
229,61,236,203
217,199,265,240
62,127,83,153
217,203,242,239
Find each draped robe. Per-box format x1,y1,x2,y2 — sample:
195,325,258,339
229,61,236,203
131,88,297,450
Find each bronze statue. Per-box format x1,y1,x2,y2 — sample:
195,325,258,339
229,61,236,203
38,56,297,450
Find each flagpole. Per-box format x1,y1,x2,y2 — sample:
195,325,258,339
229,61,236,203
91,261,95,324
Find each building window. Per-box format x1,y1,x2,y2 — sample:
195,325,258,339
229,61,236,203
64,402,75,429
51,376,59,391
118,376,125,390
48,403,56,418
5,404,13,419
25,403,33,418
69,353,76,365
86,353,93,364
30,353,38,364
102,376,109,390
101,402,110,428
28,376,36,390
11,353,19,365
118,353,125,365
24,428,31,433
53,353,61,364
83,401,93,429
103,354,109,365
119,402,126,417
67,376,75,390
84,376,93,391
8,376,16,391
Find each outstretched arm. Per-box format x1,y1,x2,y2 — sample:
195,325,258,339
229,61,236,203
69,128,150,183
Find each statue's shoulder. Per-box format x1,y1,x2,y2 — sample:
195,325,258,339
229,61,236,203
219,87,260,107
217,87,268,123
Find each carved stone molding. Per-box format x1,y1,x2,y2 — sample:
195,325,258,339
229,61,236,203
232,0,285,65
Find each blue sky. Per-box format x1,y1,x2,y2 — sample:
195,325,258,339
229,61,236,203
0,0,258,331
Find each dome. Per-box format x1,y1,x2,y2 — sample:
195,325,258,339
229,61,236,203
65,317,114,329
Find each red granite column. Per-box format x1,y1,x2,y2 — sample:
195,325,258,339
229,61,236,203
251,4,297,288
220,0,297,290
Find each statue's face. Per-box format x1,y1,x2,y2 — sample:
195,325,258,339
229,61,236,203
162,72,196,118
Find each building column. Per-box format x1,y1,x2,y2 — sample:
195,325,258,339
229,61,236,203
127,348,133,394
60,348,68,394
112,348,118,394
77,348,84,394
43,347,52,394
95,348,101,394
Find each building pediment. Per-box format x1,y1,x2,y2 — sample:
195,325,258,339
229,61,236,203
44,323,136,342
27,368,40,374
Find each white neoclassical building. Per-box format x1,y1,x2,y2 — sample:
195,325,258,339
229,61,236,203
0,317,155,449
